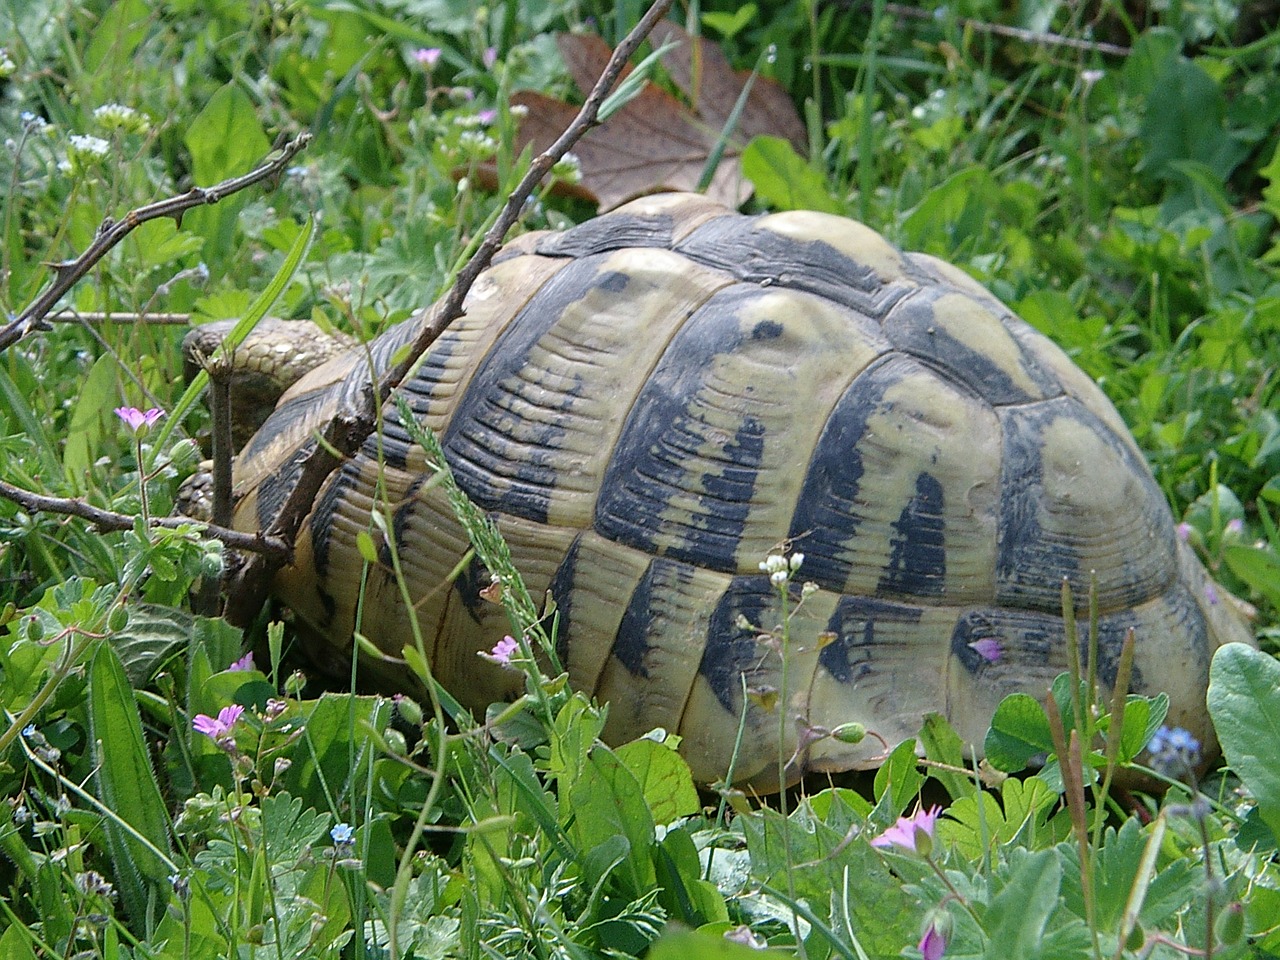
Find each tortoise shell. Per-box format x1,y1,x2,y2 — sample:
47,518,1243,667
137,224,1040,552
231,192,1252,789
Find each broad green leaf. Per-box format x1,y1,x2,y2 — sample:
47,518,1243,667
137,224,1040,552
1261,140,1280,221
1207,643,1280,843
647,928,773,960
702,5,757,39
614,735,699,825
0,924,38,960
185,83,271,185
656,826,728,927
873,737,924,817
984,693,1053,772
62,353,117,489
88,642,174,921
919,711,971,800
110,603,196,685
741,135,840,213
1222,544,1280,609
84,0,149,77
1137,58,1247,181
181,82,271,263
568,745,656,896
283,693,391,811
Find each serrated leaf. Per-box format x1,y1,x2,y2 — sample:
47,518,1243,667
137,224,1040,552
261,792,331,866
1207,643,1280,844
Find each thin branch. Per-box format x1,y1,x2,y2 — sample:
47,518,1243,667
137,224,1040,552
866,1,1132,57
0,133,312,355
0,477,288,557
47,311,191,325
221,0,677,626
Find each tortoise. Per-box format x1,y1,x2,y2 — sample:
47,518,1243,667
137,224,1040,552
208,192,1254,790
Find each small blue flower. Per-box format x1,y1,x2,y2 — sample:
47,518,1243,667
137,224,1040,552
331,822,354,845
22,724,36,738
1146,725,1201,777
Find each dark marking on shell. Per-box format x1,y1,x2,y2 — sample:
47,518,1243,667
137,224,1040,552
752,319,783,340
701,576,775,713
317,585,336,626
534,212,678,258
949,608,1058,674
443,258,606,522
612,561,658,678
878,472,946,598
595,287,767,571
454,552,490,624
786,355,901,590
676,216,906,320
309,462,361,577
884,289,1051,405
994,401,1070,609
547,535,581,669
819,596,924,683
598,270,630,293
253,442,313,530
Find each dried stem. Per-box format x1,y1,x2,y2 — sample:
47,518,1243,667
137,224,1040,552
0,134,312,355
860,1,1131,57
0,476,287,557
221,0,677,627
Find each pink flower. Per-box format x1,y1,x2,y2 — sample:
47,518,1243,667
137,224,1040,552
192,704,244,739
1176,522,1192,542
919,922,947,960
483,46,498,68
414,47,442,68
480,635,520,666
227,652,255,672
871,805,941,853
967,637,1002,663
115,406,164,433
477,109,497,125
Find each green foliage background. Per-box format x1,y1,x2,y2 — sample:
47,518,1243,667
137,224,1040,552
1,0,1279,958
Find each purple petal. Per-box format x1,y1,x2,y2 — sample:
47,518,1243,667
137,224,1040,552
919,924,947,960
968,637,1002,663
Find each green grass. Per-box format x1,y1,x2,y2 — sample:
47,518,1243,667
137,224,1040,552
1,1,1280,958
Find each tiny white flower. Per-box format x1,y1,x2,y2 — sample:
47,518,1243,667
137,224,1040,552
552,152,582,185
509,103,529,118
0,50,16,79
769,570,788,586
93,102,150,134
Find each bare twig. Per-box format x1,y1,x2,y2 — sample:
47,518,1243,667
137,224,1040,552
864,1,1132,57
0,476,288,557
0,134,312,355
221,0,677,626
46,311,192,325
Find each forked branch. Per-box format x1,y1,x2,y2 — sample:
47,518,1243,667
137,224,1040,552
221,0,677,625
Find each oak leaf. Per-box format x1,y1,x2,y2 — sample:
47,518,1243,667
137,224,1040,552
512,23,806,211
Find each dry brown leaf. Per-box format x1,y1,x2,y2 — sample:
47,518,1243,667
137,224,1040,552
510,24,806,211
